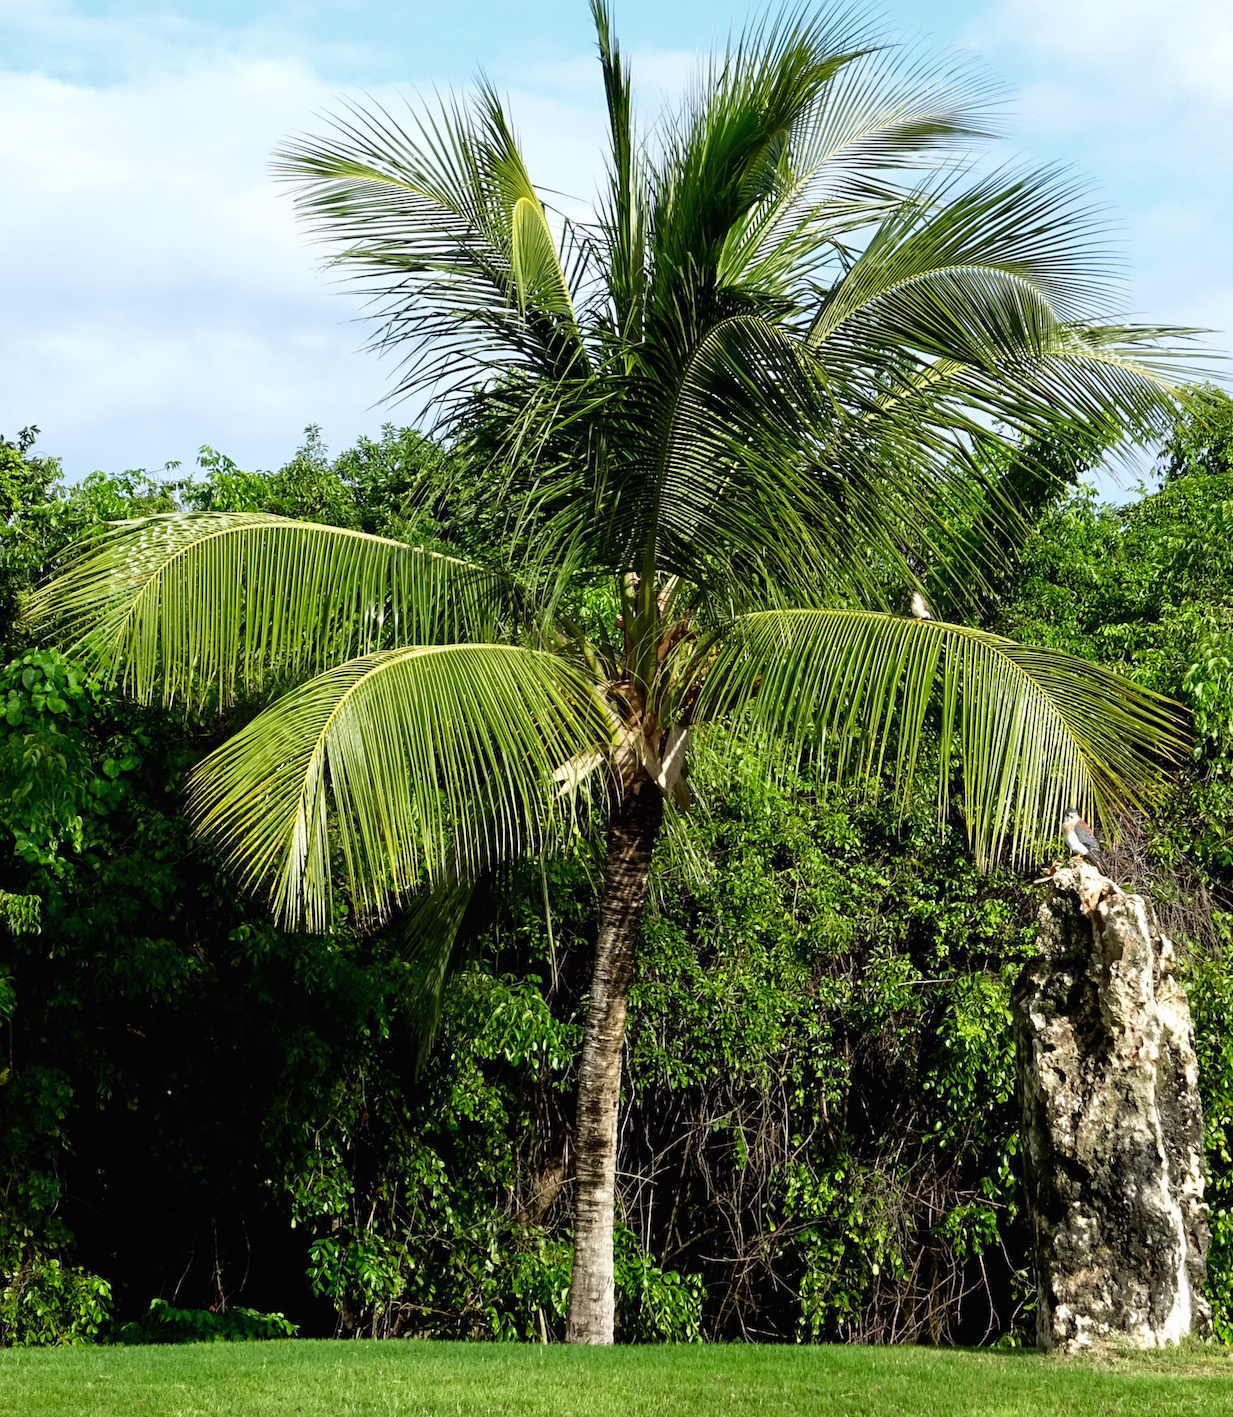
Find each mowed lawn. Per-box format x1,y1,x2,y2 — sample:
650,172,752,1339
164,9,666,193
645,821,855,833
2,1341,1233,1417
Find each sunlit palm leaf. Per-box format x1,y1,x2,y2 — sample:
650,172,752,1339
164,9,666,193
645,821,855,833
273,83,587,403
188,643,615,931
717,45,997,297
687,609,1187,866
809,168,1118,346
24,513,504,710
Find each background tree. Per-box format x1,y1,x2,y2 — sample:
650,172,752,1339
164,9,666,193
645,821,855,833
5,394,1233,1346
27,4,1204,1344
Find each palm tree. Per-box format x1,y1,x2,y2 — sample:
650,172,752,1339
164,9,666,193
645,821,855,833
29,3,1200,1344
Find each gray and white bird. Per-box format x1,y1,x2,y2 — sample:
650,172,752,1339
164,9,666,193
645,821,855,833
1061,808,1106,872
910,590,933,620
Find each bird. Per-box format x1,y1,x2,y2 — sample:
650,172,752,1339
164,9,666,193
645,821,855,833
1061,808,1107,873
910,590,933,620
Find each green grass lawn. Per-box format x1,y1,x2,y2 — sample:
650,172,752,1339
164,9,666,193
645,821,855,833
2,1341,1233,1417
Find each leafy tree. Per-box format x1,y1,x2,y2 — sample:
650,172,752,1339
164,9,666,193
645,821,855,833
1159,383,1233,485
0,433,446,1343
994,389,1233,874
29,4,1202,1343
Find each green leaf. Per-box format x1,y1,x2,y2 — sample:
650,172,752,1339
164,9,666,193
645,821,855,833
272,81,588,407
187,643,614,931
687,608,1188,866
24,512,504,710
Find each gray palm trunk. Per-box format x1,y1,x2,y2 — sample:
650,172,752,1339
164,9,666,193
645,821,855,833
566,783,664,1344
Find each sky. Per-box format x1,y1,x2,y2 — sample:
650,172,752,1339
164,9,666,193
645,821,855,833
2,0,1230,484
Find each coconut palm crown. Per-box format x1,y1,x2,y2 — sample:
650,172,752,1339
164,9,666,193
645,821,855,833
27,3,1201,1344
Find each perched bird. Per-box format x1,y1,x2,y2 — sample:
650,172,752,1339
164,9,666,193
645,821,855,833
1061,808,1107,872
910,590,933,620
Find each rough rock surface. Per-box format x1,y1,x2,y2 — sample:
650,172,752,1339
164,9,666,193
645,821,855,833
1013,861,1211,1353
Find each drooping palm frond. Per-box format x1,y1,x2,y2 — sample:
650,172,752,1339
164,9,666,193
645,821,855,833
188,643,615,932
273,82,589,406
800,166,1203,451
809,167,1120,349
645,313,922,602
23,513,505,710
684,609,1187,866
634,158,1207,607
971,323,1211,431
851,322,1211,531
400,876,481,1067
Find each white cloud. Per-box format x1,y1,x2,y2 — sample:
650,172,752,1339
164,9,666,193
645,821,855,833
0,41,622,475
0,54,371,470
2,62,322,294
2,0,1227,486
965,0,1233,347
986,0,1233,110
0,20,717,477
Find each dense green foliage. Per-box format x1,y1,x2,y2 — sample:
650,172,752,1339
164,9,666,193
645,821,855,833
0,430,448,1345
993,387,1233,1338
2,394,1233,1345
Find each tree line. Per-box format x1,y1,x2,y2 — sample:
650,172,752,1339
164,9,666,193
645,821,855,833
1,392,1231,1345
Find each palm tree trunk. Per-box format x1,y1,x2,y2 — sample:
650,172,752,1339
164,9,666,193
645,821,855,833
565,782,663,1344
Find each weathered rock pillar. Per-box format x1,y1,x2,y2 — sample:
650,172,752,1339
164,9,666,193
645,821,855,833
1012,861,1211,1352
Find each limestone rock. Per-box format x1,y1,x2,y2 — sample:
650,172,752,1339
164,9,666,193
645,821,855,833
1013,861,1211,1353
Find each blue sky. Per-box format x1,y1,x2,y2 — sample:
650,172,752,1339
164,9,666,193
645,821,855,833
2,0,1229,483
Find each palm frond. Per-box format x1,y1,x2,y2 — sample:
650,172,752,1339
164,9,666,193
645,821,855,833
592,0,649,347
648,313,911,601
400,877,481,1067
716,42,999,299
273,84,588,405
685,608,1187,866
188,643,615,931
646,5,874,345
861,322,1212,478
641,311,1038,608
23,513,504,710
809,167,1122,354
